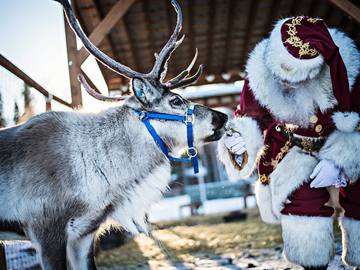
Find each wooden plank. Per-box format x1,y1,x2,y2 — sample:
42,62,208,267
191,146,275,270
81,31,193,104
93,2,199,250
0,54,72,108
328,0,360,24
263,0,281,35
223,0,237,72
78,0,136,64
239,0,259,71
64,13,83,108
91,0,125,88
206,0,216,74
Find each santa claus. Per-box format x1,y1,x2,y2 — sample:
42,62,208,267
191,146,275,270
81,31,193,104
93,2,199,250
218,16,360,270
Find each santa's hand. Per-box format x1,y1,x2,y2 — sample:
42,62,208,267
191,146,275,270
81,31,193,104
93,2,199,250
224,132,247,156
310,160,342,188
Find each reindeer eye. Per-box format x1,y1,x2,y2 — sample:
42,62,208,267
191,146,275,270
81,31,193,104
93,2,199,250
171,96,184,106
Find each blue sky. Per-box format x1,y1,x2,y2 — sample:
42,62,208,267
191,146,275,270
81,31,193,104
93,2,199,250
0,0,108,111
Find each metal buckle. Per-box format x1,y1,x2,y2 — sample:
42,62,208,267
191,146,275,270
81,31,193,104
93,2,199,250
187,147,198,158
184,113,195,124
301,138,314,153
138,111,147,120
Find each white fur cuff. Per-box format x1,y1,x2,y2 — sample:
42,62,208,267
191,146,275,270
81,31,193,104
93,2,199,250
340,217,360,267
319,129,360,182
255,181,279,224
281,215,334,267
217,116,263,180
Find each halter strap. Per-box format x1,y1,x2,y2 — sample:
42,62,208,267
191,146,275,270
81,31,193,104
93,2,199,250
133,105,199,174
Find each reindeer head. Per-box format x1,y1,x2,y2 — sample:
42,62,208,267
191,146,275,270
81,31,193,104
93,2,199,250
58,0,227,147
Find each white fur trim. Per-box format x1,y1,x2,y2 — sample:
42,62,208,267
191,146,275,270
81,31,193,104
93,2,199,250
319,129,360,181
270,147,318,217
218,117,263,180
332,112,360,132
340,217,360,267
254,181,279,224
281,215,334,267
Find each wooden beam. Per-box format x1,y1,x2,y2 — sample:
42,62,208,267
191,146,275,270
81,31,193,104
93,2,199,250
188,0,196,67
206,0,216,74
289,0,300,16
263,0,280,35
78,0,136,64
142,0,157,71
91,0,123,82
223,0,236,72
64,13,82,108
0,54,72,108
328,0,360,24
239,0,259,71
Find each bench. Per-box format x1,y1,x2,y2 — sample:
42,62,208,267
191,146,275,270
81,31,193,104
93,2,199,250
181,180,253,216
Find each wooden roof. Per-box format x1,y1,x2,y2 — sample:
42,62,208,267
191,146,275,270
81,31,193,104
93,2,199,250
73,0,360,92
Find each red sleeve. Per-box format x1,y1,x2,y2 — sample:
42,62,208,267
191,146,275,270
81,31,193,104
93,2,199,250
234,79,273,130
350,75,360,113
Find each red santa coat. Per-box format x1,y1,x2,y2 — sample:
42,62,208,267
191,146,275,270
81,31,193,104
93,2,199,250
218,17,360,267
218,24,360,224
235,77,360,220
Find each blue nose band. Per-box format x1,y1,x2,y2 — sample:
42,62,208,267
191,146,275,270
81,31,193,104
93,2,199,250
133,104,199,174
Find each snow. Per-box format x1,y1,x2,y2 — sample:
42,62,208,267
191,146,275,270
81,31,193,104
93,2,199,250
148,195,256,222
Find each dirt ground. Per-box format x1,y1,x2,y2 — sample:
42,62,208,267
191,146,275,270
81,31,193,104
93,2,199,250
96,209,351,270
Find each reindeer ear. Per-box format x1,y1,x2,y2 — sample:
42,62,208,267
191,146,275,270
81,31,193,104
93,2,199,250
131,78,161,105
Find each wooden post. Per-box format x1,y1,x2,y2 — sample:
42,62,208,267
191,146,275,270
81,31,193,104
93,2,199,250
64,13,82,108
329,0,360,24
46,94,53,111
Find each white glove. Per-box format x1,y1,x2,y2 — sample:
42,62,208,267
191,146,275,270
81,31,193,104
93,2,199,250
310,160,347,188
224,132,246,156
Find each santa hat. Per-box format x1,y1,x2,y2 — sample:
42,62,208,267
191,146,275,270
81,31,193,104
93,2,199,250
268,16,351,113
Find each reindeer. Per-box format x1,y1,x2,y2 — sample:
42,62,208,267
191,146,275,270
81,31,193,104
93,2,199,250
0,0,227,269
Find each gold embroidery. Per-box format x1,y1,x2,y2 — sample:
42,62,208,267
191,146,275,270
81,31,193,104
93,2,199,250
259,174,270,185
307,17,321,23
270,138,292,169
284,16,319,58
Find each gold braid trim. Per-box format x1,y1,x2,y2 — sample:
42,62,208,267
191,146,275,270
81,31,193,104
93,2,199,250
270,139,292,168
284,16,319,58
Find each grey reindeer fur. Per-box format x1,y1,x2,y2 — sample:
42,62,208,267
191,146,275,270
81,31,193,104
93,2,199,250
0,93,227,270
0,0,227,268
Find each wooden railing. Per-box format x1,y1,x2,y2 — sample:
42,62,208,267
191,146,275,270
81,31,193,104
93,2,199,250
0,54,72,110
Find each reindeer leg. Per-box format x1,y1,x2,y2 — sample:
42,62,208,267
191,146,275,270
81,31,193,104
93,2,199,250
67,232,97,270
26,226,67,270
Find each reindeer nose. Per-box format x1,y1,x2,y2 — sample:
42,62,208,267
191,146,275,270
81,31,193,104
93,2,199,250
212,111,228,129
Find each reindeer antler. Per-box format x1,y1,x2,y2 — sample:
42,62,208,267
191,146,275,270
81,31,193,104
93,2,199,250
57,0,203,101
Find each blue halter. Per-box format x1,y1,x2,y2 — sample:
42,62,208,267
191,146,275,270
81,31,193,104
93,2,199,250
133,104,199,174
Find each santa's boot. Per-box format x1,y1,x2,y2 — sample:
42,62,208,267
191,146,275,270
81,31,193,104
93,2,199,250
281,215,334,269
